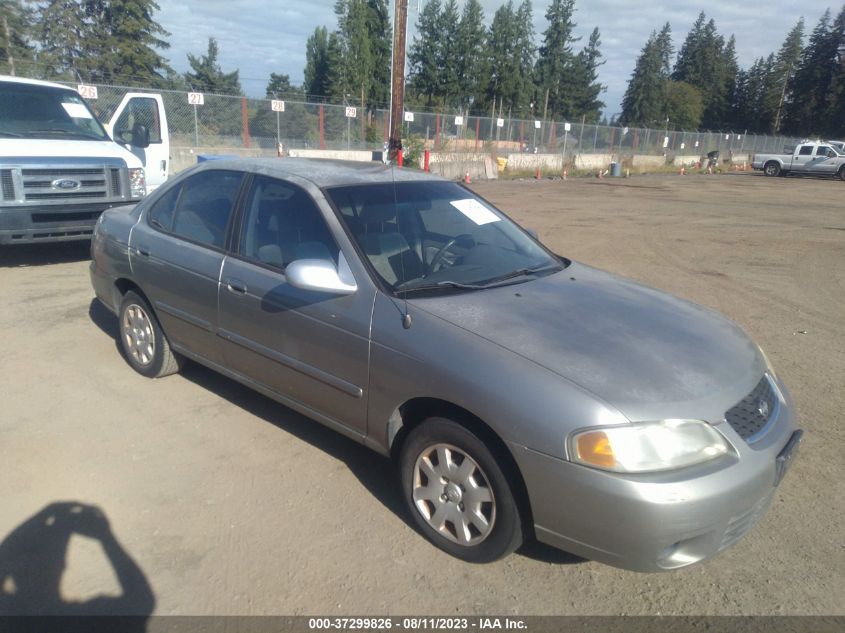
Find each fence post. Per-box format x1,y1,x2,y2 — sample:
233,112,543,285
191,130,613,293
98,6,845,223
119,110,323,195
475,117,480,151
241,97,250,148
519,120,524,150
435,113,440,151
319,105,325,150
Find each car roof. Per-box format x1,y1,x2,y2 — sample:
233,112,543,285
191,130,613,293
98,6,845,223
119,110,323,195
0,75,75,91
189,157,449,188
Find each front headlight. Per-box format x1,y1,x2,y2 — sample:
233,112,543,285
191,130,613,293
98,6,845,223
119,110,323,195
758,344,778,382
569,419,730,473
129,168,146,199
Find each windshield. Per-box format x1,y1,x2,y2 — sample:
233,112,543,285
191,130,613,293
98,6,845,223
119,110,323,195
0,81,110,141
326,181,564,292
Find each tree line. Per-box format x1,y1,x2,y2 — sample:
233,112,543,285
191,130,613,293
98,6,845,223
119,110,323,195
2,0,843,137
620,7,845,137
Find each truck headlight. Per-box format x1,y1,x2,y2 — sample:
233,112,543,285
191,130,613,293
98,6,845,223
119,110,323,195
129,168,146,199
569,419,730,473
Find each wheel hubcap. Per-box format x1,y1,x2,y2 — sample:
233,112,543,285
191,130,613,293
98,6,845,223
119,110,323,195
122,304,155,366
412,443,495,545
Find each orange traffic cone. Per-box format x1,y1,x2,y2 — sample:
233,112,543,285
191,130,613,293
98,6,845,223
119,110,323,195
563,169,568,180
535,168,541,180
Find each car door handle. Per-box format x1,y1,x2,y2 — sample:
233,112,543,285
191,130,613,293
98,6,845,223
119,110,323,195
136,246,150,257
226,279,247,295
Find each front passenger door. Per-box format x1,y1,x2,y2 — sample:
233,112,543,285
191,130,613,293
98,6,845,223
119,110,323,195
217,175,374,436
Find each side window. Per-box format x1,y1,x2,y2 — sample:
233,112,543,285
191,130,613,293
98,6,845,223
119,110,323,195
115,97,162,143
238,176,338,269
171,170,243,249
147,183,181,231
798,145,813,156
816,146,832,156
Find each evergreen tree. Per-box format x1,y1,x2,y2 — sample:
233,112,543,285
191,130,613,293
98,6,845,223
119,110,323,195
620,24,672,127
534,0,578,119
664,80,703,129
332,0,391,107
366,0,391,106
304,26,331,98
826,6,845,137
783,10,836,134
31,0,88,79
570,27,605,120
408,0,442,107
485,1,518,113
769,18,805,132
184,37,241,94
454,0,487,110
0,0,35,75
438,0,461,108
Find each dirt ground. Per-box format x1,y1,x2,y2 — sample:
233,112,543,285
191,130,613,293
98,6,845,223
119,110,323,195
0,172,842,616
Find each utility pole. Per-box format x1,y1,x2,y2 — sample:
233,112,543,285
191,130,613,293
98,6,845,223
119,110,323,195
388,0,409,162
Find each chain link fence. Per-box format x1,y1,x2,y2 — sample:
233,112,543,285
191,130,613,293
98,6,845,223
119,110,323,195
60,80,802,161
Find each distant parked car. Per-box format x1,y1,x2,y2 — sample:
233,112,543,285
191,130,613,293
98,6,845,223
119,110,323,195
90,158,802,571
752,141,845,179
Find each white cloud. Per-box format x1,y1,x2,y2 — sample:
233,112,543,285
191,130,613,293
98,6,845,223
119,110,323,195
156,0,815,115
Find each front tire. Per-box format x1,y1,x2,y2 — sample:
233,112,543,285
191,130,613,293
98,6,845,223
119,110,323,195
764,162,781,177
399,417,523,563
838,166,845,181
118,291,182,378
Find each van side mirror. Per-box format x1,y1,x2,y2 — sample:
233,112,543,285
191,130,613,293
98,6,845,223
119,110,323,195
131,124,150,149
285,258,357,295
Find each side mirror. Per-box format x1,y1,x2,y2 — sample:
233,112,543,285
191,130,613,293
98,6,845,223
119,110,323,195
285,258,357,295
131,124,150,148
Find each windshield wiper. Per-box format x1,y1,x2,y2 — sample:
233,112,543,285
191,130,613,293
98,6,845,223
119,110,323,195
27,129,103,140
479,264,562,286
0,131,23,138
395,280,486,295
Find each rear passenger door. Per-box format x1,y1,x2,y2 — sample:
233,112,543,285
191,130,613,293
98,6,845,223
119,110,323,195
217,175,374,436
791,145,814,172
130,169,244,364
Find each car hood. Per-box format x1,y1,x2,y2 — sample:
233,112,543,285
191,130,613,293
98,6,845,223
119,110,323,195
0,138,138,165
411,262,763,423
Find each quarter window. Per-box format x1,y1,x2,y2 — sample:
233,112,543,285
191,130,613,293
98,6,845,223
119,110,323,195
147,183,181,231
238,176,338,269
170,170,243,249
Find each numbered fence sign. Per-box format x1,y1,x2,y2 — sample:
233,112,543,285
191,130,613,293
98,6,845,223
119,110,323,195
404,111,414,122
345,106,357,118
534,120,541,129
496,118,504,128
271,100,285,112
77,84,98,100
454,116,464,126
188,92,205,105
564,122,571,132
663,136,670,148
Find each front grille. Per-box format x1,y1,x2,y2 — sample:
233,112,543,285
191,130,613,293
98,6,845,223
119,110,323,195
1,169,14,200
19,167,112,203
110,169,122,197
32,211,103,223
724,375,778,440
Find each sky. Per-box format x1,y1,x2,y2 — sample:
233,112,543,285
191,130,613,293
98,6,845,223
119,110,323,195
155,0,829,117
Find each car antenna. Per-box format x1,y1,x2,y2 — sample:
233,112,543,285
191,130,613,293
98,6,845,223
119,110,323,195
391,155,412,329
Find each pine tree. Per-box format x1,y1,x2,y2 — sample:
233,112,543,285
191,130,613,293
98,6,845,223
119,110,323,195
769,18,805,132
408,0,443,107
438,0,461,108
455,0,487,110
826,6,845,137
31,0,88,79
0,0,35,75
366,0,391,106
535,0,578,119
513,0,536,116
184,37,241,94
485,1,518,113
570,27,605,120
783,10,836,134
620,24,672,127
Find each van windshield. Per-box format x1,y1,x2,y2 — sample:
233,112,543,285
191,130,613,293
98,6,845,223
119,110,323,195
0,82,109,141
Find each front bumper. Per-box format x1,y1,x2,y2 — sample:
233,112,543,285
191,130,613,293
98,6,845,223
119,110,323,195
0,203,126,244
509,387,801,572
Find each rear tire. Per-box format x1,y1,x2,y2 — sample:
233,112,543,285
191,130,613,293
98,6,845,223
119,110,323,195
118,291,182,378
838,166,845,181
764,162,781,177
399,417,523,563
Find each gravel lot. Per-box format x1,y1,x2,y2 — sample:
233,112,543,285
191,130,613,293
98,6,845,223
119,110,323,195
0,172,842,616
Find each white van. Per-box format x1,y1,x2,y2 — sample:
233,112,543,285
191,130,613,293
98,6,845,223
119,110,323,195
0,75,169,244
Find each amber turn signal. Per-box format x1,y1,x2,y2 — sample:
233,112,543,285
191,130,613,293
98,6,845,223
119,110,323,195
575,431,617,469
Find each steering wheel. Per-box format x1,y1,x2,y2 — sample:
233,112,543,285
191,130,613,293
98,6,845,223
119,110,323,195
428,233,475,273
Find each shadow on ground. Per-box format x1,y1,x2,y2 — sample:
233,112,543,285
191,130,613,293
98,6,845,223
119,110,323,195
0,241,91,268
87,299,585,567
0,502,154,627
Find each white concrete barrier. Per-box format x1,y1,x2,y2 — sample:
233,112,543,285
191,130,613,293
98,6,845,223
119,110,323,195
504,154,563,171
631,155,667,169
574,154,613,170
287,149,376,162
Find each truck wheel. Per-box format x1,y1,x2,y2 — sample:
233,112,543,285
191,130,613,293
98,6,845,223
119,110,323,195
399,417,523,563
838,166,845,181
118,291,182,378
764,162,781,177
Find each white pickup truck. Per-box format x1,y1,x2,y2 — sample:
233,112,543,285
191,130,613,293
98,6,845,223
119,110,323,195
752,141,845,180
0,75,169,244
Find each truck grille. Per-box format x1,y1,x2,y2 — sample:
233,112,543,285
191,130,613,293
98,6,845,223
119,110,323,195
110,168,122,197
20,167,110,202
1,169,14,200
724,375,778,441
